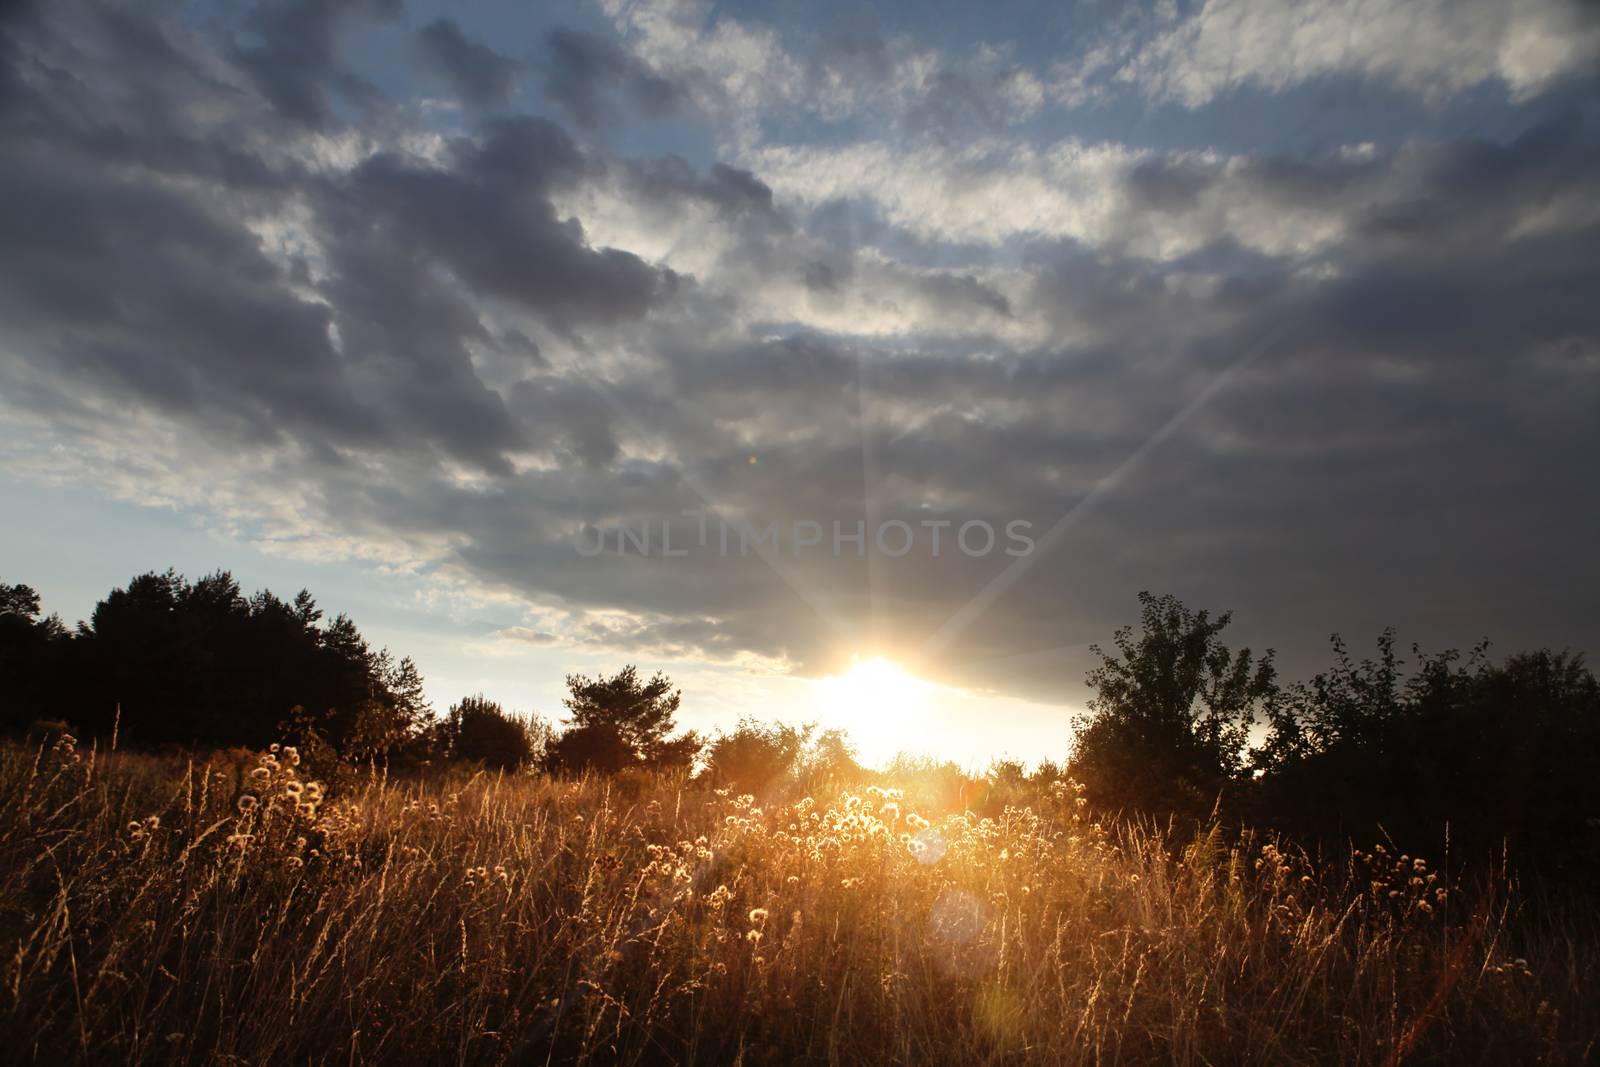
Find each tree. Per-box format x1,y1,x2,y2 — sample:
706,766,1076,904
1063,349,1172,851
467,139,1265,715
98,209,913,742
11,569,437,757
444,695,545,772
701,719,863,793
701,718,813,792
0,582,43,620
545,721,633,775
548,666,701,774
0,581,67,734
1254,635,1600,881
1069,592,1277,815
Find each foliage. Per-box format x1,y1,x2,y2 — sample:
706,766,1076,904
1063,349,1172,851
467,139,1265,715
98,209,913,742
442,695,548,772
700,718,861,795
1070,591,1278,816
1253,636,1600,881
547,665,702,774
0,571,429,755
0,581,67,730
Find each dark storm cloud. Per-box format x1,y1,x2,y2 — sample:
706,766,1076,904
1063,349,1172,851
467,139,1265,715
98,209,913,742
414,17,519,109
619,156,781,223
0,2,672,479
0,1,1597,707
233,0,401,126
331,118,676,329
541,26,685,129
0,133,383,453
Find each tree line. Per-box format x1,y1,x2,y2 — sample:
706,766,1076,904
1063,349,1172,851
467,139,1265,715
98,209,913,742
3,575,1598,883
0,571,701,778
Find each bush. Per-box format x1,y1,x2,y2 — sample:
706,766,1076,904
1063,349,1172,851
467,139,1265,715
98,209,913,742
444,695,543,772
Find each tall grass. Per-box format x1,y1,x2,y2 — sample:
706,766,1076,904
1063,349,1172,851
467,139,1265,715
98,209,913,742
1,734,1594,1064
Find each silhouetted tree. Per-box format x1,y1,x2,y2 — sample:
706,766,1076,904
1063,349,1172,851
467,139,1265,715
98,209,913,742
1254,635,1600,881
545,721,633,775
443,695,545,771
8,569,433,756
547,666,701,774
1069,592,1278,816
0,580,68,734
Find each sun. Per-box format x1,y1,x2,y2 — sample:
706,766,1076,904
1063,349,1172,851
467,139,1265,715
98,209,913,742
813,656,930,767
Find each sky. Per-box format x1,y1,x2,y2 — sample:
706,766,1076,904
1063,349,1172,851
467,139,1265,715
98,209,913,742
2,0,1598,767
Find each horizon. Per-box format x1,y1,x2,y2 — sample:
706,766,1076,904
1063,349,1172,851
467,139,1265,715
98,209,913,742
3,0,1599,769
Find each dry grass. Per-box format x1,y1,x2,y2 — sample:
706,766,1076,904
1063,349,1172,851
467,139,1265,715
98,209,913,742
2,734,1595,1065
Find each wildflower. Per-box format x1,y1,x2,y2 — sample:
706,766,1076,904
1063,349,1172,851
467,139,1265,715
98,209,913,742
237,794,259,813
906,813,929,831
284,746,301,767
284,780,303,797
250,767,271,783
145,815,161,831
746,929,762,944
748,907,769,924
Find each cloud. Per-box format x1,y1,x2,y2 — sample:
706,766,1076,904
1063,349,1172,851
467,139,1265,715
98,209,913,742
1120,0,1600,107
1,0,1597,712
541,26,685,129
414,18,520,109
232,0,402,126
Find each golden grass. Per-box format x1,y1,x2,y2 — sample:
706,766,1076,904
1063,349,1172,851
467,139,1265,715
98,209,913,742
2,735,1595,1065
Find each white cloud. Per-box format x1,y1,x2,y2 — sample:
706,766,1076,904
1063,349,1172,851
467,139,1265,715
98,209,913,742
747,138,1138,246
744,137,1357,260
1121,0,1600,107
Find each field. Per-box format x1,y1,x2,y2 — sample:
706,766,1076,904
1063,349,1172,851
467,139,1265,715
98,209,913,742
3,734,1596,1065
